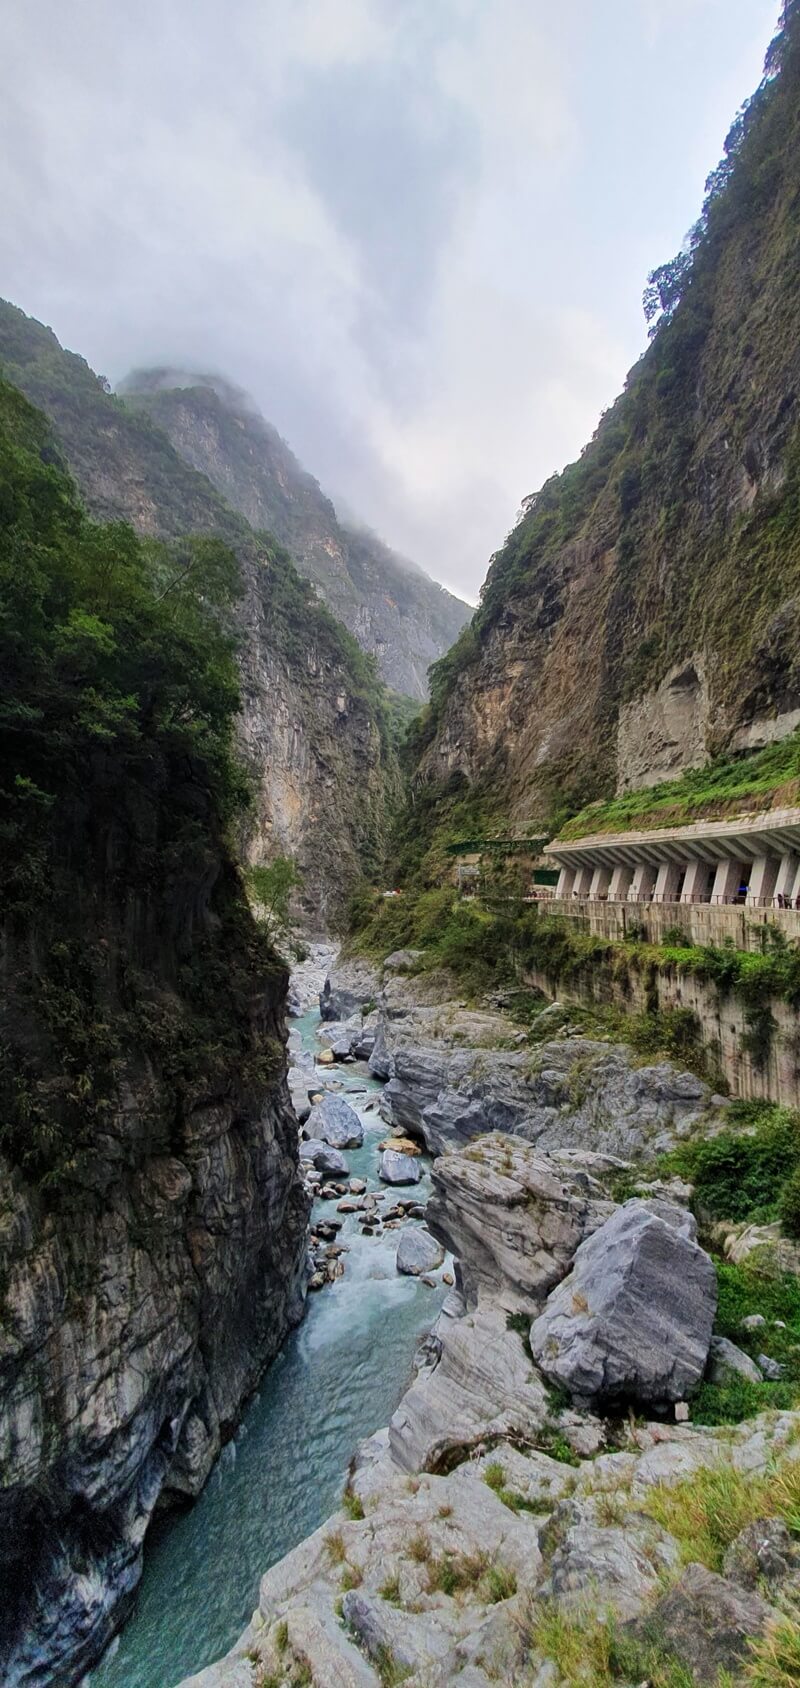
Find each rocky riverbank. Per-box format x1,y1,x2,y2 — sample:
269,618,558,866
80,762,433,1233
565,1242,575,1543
176,958,800,1688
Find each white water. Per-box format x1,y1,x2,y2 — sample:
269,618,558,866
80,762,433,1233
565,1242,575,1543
90,1009,443,1688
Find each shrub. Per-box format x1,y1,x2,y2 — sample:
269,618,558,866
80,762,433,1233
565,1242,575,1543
777,1164,800,1239
665,1105,800,1224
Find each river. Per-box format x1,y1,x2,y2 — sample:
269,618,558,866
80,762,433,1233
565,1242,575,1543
89,1007,442,1688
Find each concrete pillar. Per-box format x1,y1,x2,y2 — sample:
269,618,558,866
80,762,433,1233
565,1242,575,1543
680,859,711,904
711,859,744,905
747,855,780,907
629,862,657,902
555,865,575,899
774,853,799,905
653,860,683,904
573,865,593,897
608,863,633,901
589,864,612,899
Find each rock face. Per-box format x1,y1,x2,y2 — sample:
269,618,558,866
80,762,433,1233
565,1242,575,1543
625,1562,780,1685
425,1134,614,1310
0,302,395,923
0,906,308,1687
379,1018,713,1161
530,1201,717,1405
414,12,800,820
116,372,471,701
175,1406,800,1688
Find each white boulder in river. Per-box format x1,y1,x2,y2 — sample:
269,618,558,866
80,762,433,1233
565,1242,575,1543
530,1199,717,1406
379,1148,421,1186
396,1227,444,1276
305,1094,364,1149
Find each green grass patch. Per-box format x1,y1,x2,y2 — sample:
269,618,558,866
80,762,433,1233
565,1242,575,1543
559,730,800,842
643,1458,800,1571
663,1102,800,1229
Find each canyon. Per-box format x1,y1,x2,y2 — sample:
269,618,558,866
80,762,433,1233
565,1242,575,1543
3,8,800,1687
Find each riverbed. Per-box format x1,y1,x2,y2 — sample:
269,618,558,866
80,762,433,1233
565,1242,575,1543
89,1005,443,1688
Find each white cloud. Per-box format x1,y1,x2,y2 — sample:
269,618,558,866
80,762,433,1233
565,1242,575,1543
0,0,782,602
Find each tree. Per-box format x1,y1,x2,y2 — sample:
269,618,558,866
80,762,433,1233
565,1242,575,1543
246,857,305,960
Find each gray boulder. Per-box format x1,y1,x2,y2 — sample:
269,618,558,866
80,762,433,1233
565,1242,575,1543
396,1228,444,1277
706,1336,762,1387
299,1139,349,1176
722,1518,800,1593
352,1018,378,1061
379,1149,421,1186
530,1201,717,1405
306,1096,364,1150
319,980,362,1022
624,1562,779,1685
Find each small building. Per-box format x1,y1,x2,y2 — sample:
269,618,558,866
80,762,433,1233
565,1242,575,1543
543,806,800,907
446,836,551,898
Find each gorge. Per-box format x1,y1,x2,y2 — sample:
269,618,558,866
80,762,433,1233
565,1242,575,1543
3,5,800,1687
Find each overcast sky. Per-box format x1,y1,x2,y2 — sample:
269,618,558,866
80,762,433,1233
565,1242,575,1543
1,0,782,603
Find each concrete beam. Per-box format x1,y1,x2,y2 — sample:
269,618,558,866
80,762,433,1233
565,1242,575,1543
653,861,683,904
608,863,634,901
711,859,745,904
629,862,657,901
747,855,780,907
680,859,712,905
589,864,612,898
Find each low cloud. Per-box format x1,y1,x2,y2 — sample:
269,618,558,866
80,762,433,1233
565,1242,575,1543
0,0,780,601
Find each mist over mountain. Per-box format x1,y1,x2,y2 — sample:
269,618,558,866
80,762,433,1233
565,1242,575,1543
120,367,471,700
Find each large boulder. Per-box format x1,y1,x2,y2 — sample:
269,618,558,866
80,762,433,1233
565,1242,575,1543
530,1201,717,1406
379,1149,421,1186
705,1335,762,1387
305,1095,364,1150
396,1228,444,1277
389,1301,550,1473
319,979,363,1023
426,1135,614,1309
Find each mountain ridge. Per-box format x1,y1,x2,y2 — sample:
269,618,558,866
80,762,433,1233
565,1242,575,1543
120,367,471,700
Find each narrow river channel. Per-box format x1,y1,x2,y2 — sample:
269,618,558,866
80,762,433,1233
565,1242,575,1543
89,1007,442,1688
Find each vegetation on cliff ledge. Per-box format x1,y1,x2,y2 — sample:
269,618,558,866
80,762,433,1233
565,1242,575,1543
560,728,800,841
0,375,283,1190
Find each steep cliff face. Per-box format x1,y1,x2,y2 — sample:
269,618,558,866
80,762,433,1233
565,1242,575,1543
0,378,309,1685
119,370,471,701
0,302,395,919
416,5,800,826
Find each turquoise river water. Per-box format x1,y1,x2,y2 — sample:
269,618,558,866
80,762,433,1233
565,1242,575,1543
88,1010,442,1688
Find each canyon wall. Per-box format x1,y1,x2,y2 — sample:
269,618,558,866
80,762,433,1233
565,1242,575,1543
415,9,800,824
0,301,395,920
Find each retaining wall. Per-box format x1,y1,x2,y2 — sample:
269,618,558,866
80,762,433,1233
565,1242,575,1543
524,960,800,1109
543,897,800,954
